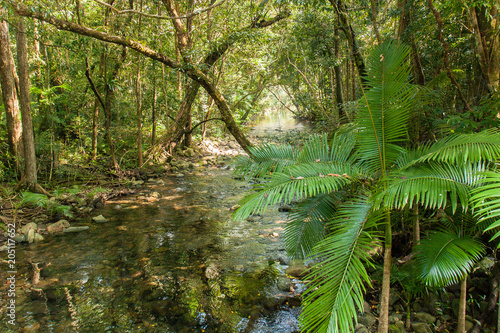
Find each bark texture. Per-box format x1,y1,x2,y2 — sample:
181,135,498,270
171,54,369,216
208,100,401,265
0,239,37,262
16,17,40,191
0,11,23,174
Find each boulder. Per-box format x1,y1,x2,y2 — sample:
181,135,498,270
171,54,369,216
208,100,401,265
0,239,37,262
21,222,38,235
285,260,308,278
47,220,70,233
411,322,433,333
414,312,436,324
358,312,377,328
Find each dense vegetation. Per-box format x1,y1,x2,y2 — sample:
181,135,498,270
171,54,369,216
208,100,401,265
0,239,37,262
1,0,500,332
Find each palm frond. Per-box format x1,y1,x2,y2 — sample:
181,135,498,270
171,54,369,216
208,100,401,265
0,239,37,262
233,143,297,179
405,129,500,167
233,167,352,220
296,132,356,164
285,193,340,259
471,171,500,240
378,162,485,213
414,231,484,287
300,196,384,333
356,41,414,174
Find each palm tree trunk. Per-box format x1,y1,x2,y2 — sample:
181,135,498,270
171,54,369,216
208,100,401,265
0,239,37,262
457,276,467,333
379,213,392,333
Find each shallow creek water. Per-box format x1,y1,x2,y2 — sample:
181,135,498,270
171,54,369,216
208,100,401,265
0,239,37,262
2,113,306,333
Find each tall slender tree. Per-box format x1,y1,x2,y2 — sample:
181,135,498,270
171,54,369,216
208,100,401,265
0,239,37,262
0,9,23,175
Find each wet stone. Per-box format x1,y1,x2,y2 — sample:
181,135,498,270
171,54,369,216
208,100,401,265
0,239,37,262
47,220,70,233
14,234,25,243
21,222,38,235
64,226,90,233
34,233,44,242
92,215,107,223
27,228,35,243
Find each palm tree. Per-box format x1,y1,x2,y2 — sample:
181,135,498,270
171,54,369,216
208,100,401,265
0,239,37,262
412,210,485,333
233,41,500,332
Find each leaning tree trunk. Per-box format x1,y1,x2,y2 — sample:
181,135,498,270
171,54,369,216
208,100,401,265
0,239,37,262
0,10,23,175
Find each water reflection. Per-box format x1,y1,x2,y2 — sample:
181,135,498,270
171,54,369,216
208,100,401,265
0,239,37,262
4,167,301,332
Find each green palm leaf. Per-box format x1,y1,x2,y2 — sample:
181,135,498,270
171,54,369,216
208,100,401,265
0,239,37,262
300,196,383,333
471,171,500,240
356,41,414,174
378,162,485,212
296,132,356,164
414,231,484,287
285,193,340,259
233,143,297,179
233,167,352,220
403,129,500,167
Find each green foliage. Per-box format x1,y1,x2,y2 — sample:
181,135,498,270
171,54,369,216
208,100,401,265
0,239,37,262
20,191,73,218
414,230,484,287
471,171,500,241
234,41,500,332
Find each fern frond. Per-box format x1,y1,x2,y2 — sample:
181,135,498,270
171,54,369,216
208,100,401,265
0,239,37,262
300,196,383,333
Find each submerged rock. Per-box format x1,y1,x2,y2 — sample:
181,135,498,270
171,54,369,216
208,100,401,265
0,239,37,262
92,215,107,223
64,226,90,233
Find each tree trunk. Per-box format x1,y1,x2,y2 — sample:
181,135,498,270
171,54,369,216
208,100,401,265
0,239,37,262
413,205,420,246
457,276,467,333
16,17,43,193
330,0,367,83
333,27,346,122
379,213,392,333
136,54,143,167
0,10,23,175
91,98,99,159
151,60,157,147
469,3,500,94
428,0,471,111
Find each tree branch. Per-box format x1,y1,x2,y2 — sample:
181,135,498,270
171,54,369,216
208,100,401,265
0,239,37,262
93,0,228,20
9,1,181,69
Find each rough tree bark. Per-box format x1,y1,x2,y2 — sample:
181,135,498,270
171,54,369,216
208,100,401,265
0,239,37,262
329,0,367,84
16,17,46,194
469,2,500,94
0,10,23,175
